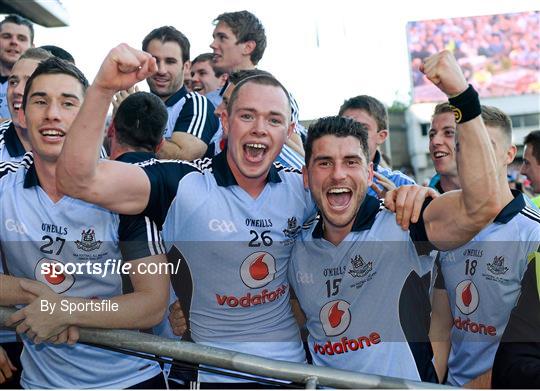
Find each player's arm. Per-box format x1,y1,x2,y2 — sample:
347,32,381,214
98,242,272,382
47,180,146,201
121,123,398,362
1,275,80,345
57,44,157,214
6,254,169,342
158,133,207,160
419,51,506,250
384,185,439,230
430,287,452,383
463,370,492,388
68,254,169,329
0,346,16,385
0,274,41,306
7,215,169,342
158,94,218,160
60,215,170,330
168,299,187,336
286,132,305,156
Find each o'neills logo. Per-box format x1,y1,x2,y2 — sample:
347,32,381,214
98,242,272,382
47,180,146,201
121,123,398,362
216,284,287,308
313,333,381,355
454,316,496,336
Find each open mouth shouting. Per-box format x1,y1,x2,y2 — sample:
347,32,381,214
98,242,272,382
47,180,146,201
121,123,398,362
326,187,353,210
244,143,267,163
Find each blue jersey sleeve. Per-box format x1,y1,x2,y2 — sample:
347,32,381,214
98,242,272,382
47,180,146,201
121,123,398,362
118,214,165,262
409,198,436,256
141,159,205,228
172,92,219,144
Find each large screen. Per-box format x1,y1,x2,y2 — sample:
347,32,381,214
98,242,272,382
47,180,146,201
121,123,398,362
407,11,539,103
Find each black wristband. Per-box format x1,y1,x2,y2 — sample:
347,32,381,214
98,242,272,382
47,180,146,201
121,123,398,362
448,84,481,124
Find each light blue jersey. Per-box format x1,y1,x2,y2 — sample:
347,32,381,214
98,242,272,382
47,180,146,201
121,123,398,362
140,150,316,382
368,151,415,198
289,196,438,382
0,155,31,344
438,191,540,386
0,121,26,162
0,158,162,389
0,79,9,119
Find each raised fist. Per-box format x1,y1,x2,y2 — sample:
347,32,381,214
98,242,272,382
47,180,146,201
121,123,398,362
94,43,157,93
420,50,468,97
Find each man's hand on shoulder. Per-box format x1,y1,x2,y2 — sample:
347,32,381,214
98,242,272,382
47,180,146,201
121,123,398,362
385,185,439,230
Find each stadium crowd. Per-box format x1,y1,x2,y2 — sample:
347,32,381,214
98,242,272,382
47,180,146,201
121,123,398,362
409,10,539,99
0,10,539,390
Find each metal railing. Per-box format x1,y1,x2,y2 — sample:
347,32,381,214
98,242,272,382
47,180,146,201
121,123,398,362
0,306,452,389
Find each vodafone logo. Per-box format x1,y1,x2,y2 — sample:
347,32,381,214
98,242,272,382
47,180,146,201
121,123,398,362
320,300,351,337
455,279,479,315
34,258,75,294
240,252,276,289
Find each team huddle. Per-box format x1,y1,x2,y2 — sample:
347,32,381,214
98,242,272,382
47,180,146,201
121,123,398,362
0,10,539,390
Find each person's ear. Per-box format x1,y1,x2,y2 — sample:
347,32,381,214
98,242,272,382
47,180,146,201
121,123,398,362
242,40,256,57
376,129,389,146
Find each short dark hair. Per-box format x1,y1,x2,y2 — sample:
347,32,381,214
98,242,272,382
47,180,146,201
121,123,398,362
524,130,540,164
228,68,272,85
192,52,225,78
23,57,89,109
227,74,290,117
305,116,370,166
0,14,34,44
19,47,53,62
142,26,190,63
113,92,167,152
40,45,75,64
214,11,266,65
481,105,512,145
338,95,388,131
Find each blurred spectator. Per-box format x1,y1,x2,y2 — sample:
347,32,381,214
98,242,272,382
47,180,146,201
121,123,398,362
408,11,539,102
521,130,540,207
0,14,33,119
190,52,227,107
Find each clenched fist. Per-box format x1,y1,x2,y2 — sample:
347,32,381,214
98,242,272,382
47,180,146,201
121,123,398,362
420,50,468,98
94,43,157,94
